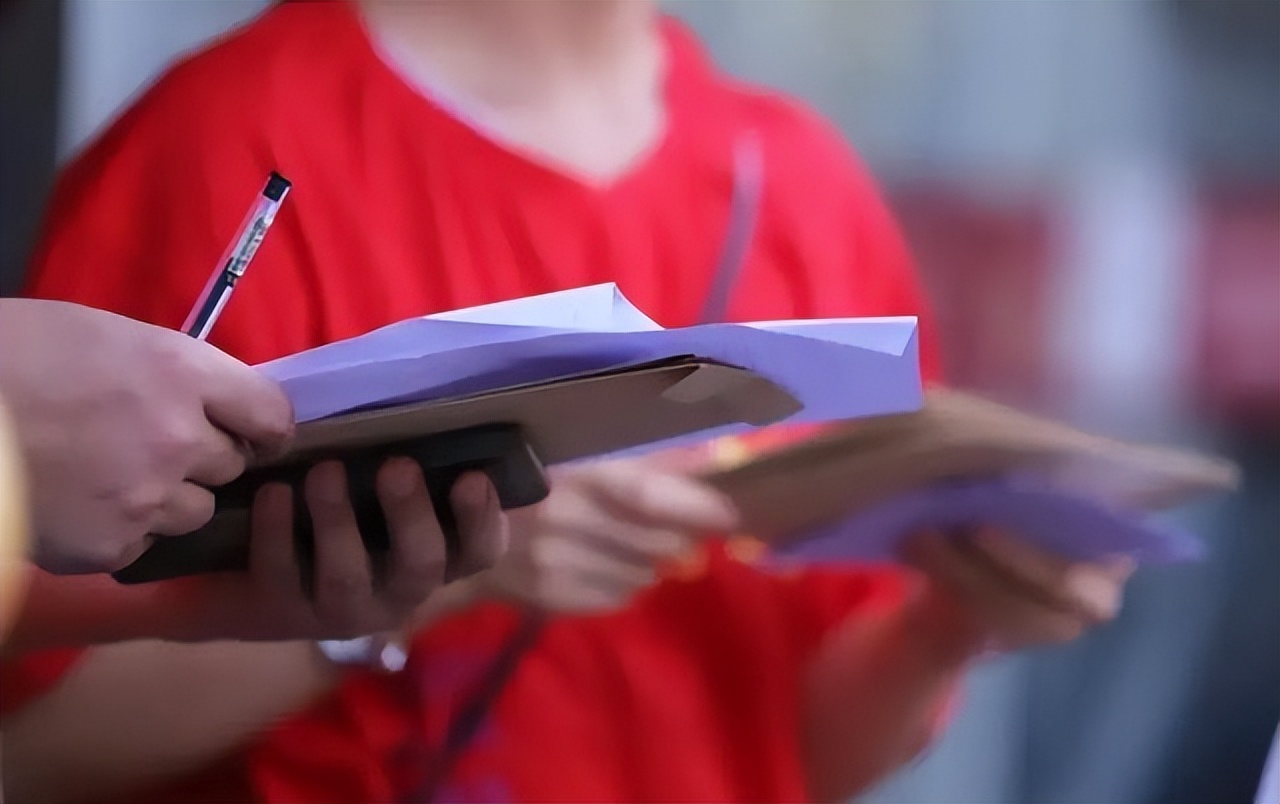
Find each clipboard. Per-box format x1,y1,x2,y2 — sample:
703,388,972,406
703,388,1240,547
113,356,802,583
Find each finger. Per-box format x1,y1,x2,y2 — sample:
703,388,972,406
530,539,656,613
450,472,508,580
198,348,296,459
966,528,1123,622
541,480,696,564
640,444,719,474
964,528,1080,609
541,536,657,593
902,531,1088,648
585,464,739,532
184,423,249,487
305,462,374,627
149,482,217,535
249,482,303,597
593,526,693,564
375,457,448,607
540,583,622,614
1103,555,1138,582
557,509,693,564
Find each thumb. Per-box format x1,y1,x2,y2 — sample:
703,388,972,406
197,345,295,458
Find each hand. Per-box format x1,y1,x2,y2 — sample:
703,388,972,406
0,299,294,574
181,458,507,641
479,451,739,613
901,527,1134,656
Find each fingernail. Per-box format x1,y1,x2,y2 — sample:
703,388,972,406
1066,569,1113,613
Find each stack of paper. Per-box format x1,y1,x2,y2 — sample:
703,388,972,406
115,285,927,584
705,390,1240,565
260,283,925,431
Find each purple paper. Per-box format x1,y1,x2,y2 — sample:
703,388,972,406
256,284,924,429
774,476,1205,566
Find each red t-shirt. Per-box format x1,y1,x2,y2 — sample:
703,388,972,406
16,2,946,801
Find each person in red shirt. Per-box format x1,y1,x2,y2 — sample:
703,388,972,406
6,2,1133,802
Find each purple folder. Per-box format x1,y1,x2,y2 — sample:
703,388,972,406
773,475,1205,566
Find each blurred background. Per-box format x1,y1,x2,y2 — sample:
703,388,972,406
1,1,1276,801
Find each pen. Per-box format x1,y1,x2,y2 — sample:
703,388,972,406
182,171,291,340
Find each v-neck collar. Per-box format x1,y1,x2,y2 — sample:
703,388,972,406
341,0,688,197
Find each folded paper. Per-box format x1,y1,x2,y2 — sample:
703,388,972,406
257,284,923,427
774,476,1205,566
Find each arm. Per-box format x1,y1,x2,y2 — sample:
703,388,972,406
1,561,496,804
5,465,503,650
0,454,738,803
0,299,294,576
1,639,338,804
1,468,506,804
801,576,975,801
801,529,1132,801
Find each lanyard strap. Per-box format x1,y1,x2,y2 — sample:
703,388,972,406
409,132,766,803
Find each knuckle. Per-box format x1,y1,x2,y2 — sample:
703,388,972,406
261,387,295,435
116,481,169,526
177,490,217,529
204,445,248,487
218,449,249,483
314,571,366,609
149,413,204,467
83,530,151,573
392,556,448,597
145,332,197,379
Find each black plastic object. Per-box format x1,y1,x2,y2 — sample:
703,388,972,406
112,423,547,584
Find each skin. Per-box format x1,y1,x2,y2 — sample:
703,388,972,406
0,299,294,574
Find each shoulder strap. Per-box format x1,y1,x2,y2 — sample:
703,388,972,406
410,131,766,801
407,610,547,803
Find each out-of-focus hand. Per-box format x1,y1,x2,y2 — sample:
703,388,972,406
2,462,508,647
177,460,507,641
901,526,1134,656
478,450,739,613
0,299,294,574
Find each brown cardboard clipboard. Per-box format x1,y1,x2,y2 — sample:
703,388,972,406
703,388,1240,545
278,354,803,467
